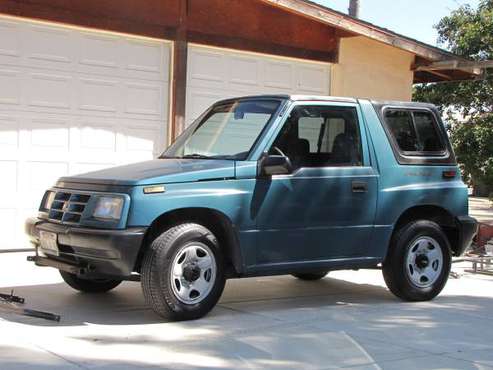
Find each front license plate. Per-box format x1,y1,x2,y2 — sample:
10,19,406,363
40,231,59,256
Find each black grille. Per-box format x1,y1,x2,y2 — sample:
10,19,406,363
47,191,91,225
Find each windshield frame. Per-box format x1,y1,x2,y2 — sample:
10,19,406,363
161,97,287,161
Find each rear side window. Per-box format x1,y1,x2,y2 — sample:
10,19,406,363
384,109,445,155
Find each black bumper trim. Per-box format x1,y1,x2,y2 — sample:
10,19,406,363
25,218,147,277
455,215,478,256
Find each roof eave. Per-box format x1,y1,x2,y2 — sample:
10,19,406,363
260,0,456,62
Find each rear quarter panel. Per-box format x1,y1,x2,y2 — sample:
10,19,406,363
359,100,469,258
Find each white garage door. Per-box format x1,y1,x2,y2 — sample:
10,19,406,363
0,16,171,250
186,44,331,126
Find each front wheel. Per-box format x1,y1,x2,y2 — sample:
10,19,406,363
383,220,451,301
141,223,226,321
60,271,122,293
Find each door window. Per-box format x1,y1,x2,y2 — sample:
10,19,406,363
270,105,363,169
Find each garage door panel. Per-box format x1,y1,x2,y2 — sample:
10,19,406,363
0,17,170,82
124,38,170,78
0,68,21,105
0,161,18,194
28,72,72,109
25,161,69,207
185,90,225,126
0,19,20,60
71,162,116,176
120,124,163,163
78,32,119,69
0,16,171,250
124,82,164,117
73,122,119,165
28,117,70,150
186,45,331,126
78,124,117,152
78,77,119,113
229,56,261,87
189,48,226,87
0,116,19,148
297,65,331,94
0,66,169,121
0,209,18,249
264,61,294,89
26,24,73,66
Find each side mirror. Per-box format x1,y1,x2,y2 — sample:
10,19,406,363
258,154,293,176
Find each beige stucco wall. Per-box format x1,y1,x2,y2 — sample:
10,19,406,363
331,36,415,101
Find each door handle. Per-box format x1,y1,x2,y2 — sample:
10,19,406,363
352,181,368,193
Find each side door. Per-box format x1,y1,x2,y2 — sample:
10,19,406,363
252,102,378,267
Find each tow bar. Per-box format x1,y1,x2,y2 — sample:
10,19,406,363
0,290,61,322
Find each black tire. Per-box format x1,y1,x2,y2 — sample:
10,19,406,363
141,223,226,321
383,220,451,301
292,272,328,281
60,271,122,293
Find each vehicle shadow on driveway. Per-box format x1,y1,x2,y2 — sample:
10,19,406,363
0,274,491,328
0,275,397,327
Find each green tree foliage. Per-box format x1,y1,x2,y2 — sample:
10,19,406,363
451,115,493,194
413,0,493,195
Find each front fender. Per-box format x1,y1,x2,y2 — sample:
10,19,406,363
127,180,257,270
127,180,255,229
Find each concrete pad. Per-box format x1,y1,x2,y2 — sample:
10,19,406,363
2,253,493,369
377,354,492,370
470,197,493,223
447,348,493,369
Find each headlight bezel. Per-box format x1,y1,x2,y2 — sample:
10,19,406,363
92,195,125,221
40,190,56,212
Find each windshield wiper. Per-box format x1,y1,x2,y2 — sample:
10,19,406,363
181,153,212,159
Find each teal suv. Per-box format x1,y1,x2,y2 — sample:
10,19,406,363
26,95,477,320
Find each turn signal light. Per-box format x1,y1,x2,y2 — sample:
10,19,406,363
442,170,457,179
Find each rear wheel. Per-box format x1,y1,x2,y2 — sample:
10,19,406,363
60,271,122,293
141,223,226,321
292,271,328,281
383,220,451,301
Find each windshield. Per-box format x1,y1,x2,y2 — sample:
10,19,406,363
163,99,282,160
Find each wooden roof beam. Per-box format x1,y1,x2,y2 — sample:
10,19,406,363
413,60,493,76
424,69,453,81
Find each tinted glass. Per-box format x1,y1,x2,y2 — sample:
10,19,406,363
384,110,419,151
270,105,362,169
413,111,445,152
384,109,445,154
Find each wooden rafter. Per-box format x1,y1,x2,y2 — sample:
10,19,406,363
414,60,493,75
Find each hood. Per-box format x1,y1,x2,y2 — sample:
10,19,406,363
57,159,236,186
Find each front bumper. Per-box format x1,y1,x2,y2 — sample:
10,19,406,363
455,215,478,256
25,218,147,278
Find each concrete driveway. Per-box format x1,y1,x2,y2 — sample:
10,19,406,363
1,253,493,370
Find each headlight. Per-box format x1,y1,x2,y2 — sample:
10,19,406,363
93,196,124,220
42,191,56,211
